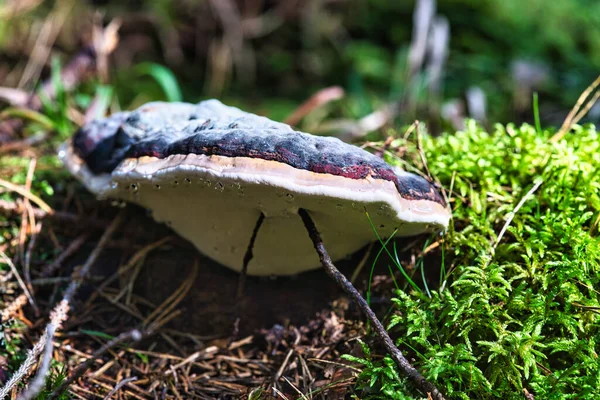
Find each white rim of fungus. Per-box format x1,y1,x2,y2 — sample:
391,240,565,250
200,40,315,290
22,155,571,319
60,143,451,229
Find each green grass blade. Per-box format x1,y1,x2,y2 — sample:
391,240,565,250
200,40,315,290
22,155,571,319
0,107,55,130
418,237,432,298
365,211,421,293
135,62,183,102
367,230,399,306
533,92,542,135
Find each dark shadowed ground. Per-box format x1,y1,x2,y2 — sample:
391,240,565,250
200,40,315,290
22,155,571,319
75,204,435,336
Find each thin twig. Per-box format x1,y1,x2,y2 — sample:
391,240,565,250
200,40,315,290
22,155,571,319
23,222,42,310
572,90,600,127
0,199,107,229
0,328,50,400
42,232,90,277
415,121,432,180
0,300,69,400
281,376,308,400
32,276,103,285
63,213,124,303
47,330,143,400
373,136,395,159
298,208,445,400
0,133,47,154
16,324,56,400
102,376,139,400
92,18,122,84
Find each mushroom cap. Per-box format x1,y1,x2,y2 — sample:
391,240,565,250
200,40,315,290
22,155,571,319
61,100,450,275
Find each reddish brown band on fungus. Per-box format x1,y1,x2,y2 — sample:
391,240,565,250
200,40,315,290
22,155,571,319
72,101,446,206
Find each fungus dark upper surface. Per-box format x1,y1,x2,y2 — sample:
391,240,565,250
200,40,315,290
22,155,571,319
73,100,445,205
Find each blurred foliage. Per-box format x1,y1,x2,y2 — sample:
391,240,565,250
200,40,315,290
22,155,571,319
0,0,599,128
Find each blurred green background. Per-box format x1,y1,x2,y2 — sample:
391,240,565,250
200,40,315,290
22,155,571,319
1,0,599,132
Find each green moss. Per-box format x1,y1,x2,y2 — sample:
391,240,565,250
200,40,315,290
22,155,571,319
351,122,600,399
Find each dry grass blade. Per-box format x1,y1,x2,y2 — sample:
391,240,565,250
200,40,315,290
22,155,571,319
281,376,309,400
0,179,53,213
17,158,37,272
121,238,172,305
0,214,123,400
144,260,199,330
163,351,203,374
209,0,254,84
85,236,172,307
319,101,402,141
23,222,42,304
0,87,30,107
0,250,37,313
284,86,345,127
0,0,43,19
572,90,600,125
494,180,544,250
274,349,295,384
47,330,143,400
350,242,374,284
272,387,291,400
550,74,600,142
93,18,122,83
17,0,74,89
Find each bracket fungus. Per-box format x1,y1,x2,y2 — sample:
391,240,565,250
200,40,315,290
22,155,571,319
61,100,450,276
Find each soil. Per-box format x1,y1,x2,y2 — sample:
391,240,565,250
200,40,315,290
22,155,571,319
60,200,438,338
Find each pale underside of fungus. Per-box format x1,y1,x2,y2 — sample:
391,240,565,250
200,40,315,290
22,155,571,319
61,100,450,276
